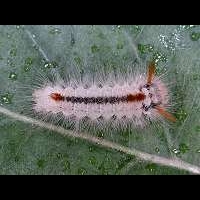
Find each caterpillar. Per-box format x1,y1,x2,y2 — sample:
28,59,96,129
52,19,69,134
32,61,176,129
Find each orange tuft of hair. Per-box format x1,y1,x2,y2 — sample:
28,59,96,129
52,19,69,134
147,61,156,85
154,105,176,122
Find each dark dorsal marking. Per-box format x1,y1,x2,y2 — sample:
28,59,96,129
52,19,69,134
50,92,146,104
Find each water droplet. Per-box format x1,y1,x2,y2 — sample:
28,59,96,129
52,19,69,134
49,27,62,35
133,25,141,33
56,153,63,159
7,58,15,67
78,167,87,175
176,109,187,121
25,57,33,66
7,33,11,38
196,149,200,153
23,57,33,72
37,159,45,168
0,93,13,104
71,33,75,46
63,160,70,171
172,148,181,155
91,45,100,53
138,44,154,54
74,56,82,65
159,34,176,51
97,132,104,138
51,61,58,68
16,25,21,29
179,143,189,154
44,62,52,69
179,25,196,30
43,61,57,69
88,156,97,166
195,126,200,132
89,146,97,152
146,44,154,52
138,44,147,54
153,51,167,63
8,72,17,81
190,32,200,41
23,65,31,72
74,138,79,144
9,48,17,57
193,74,200,81
116,155,133,170
127,25,142,35
145,163,157,172
155,147,160,153
123,55,128,60
112,25,122,31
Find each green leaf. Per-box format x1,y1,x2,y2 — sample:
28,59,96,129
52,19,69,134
0,25,200,174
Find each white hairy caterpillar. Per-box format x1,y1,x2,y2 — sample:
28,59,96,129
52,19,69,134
31,61,176,132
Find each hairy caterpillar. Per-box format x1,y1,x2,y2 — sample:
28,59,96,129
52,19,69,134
32,62,176,130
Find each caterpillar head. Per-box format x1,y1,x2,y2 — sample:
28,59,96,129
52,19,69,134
140,62,176,122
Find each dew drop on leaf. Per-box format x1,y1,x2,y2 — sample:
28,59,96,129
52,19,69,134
43,61,57,70
56,153,63,159
9,48,17,57
138,43,147,54
196,149,200,153
23,57,33,72
63,160,71,171
74,56,82,65
155,147,160,153
88,146,95,152
6,33,11,38
176,109,188,121
16,25,20,30
71,33,75,46
78,167,87,175
145,163,157,172
44,62,52,69
88,156,97,166
153,51,167,63
8,72,17,81
190,32,200,41
37,159,45,168
0,93,13,104
112,25,122,32
7,58,15,67
172,148,181,155
195,126,200,132
97,132,104,139
138,43,154,54
25,57,33,66
49,27,62,35
179,143,189,154
178,25,196,30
